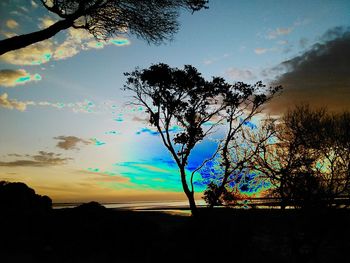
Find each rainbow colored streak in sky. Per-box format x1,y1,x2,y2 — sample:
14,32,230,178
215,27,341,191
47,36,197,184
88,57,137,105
86,112,271,197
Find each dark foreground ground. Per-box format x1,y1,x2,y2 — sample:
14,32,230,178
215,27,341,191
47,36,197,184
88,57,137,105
1,205,350,263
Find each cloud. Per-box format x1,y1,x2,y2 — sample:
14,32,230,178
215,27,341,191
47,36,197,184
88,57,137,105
90,138,106,146
1,31,17,38
0,69,42,87
0,151,72,167
267,27,350,113
203,59,214,65
132,116,148,122
0,25,131,65
77,170,130,183
54,136,91,150
0,93,96,113
52,29,128,60
254,48,268,55
0,31,17,38
203,53,231,66
6,19,19,29
0,39,55,65
53,28,92,60
277,40,288,45
31,0,38,8
105,130,120,135
35,100,96,113
0,93,34,111
225,67,256,81
267,27,293,39
7,153,22,157
86,40,104,49
19,6,29,13
39,16,56,29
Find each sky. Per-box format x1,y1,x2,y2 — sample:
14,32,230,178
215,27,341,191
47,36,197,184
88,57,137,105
0,0,349,203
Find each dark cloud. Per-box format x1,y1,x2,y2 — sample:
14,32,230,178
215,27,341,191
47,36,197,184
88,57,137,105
54,136,91,150
267,26,350,114
7,153,22,157
0,151,72,167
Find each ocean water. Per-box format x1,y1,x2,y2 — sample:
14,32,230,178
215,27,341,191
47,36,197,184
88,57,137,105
52,200,207,216
52,199,298,215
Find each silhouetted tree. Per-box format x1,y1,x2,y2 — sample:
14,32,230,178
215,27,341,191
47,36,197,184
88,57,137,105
0,0,208,55
250,105,329,209
253,104,350,209
124,63,281,215
0,181,52,215
75,201,106,212
124,63,231,216
202,84,281,207
202,182,236,207
316,111,350,207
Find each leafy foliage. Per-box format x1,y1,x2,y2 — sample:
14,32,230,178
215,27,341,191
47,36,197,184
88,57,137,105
125,63,281,212
254,104,350,209
0,0,208,55
40,0,208,42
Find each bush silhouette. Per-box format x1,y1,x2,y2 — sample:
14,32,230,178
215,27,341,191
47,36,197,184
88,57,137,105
0,181,52,215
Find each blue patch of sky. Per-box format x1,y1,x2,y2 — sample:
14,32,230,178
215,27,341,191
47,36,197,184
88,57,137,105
135,126,182,136
240,118,258,130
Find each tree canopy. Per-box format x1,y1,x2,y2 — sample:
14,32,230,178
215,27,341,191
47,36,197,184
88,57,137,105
217,104,350,210
124,63,281,215
0,0,208,55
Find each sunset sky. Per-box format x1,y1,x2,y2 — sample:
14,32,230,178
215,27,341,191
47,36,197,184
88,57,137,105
0,0,349,203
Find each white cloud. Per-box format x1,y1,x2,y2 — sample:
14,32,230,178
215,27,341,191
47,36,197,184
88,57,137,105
1,31,17,38
0,39,54,65
202,53,231,66
31,0,38,8
203,59,213,65
0,93,97,113
225,67,256,81
39,16,56,29
0,93,34,111
53,28,92,60
267,27,293,39
19,6,29,13
277,40,288,45
254,48,268,55
0,25,131,65
85,40,105,49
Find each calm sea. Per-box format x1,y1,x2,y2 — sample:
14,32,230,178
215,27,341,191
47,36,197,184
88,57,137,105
52,200,207,216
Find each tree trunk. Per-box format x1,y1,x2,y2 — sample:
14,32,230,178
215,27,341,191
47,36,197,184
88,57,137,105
280,198,286,210
187,191,198,217
0,19,74,56
280,176,286,210
214,134,231,207
180,167,198,217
